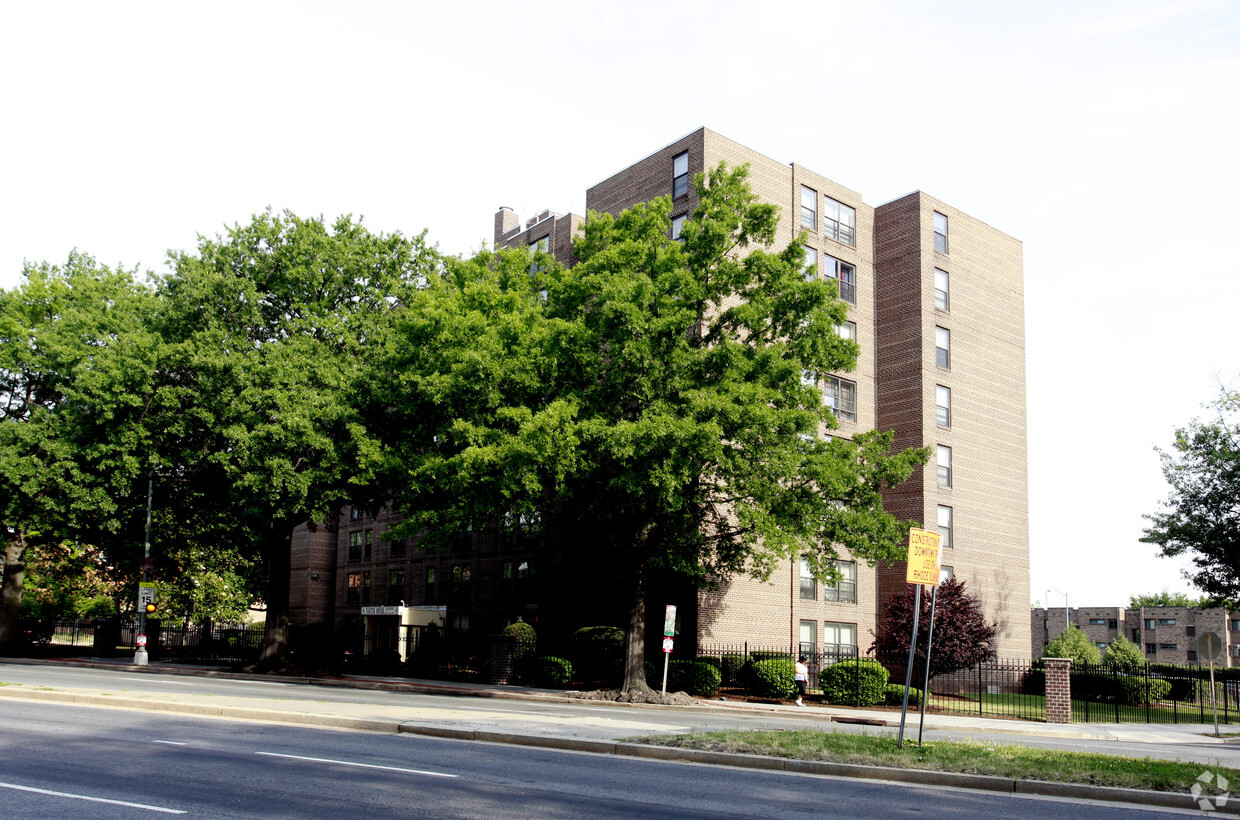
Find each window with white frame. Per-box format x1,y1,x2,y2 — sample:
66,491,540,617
936,385,951,427
823,256,855,304
823,621,857,661
799,557,817,600
939,565,954,583
824,376,857,423
935,326,950,368
801,369,817,388
823,197,856,246
804,246,817,280
672,151,689,198
836,321,856,342
937,445,952,488
823,560,856,603
800,185,818,229
933,212,948,253
799,620,817,656
938,505,953,549
935,268,949,311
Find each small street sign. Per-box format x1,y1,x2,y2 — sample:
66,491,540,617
137,583,156,611
663,605,677,637
137,634,147,647
662,637,674,654
1199,632,1224,661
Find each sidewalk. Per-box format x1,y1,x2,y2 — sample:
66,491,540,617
2,656,1236,815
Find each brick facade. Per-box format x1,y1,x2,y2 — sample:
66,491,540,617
1033,605,1240,666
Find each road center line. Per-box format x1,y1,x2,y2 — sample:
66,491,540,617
256,752,458,778
0,781,186,814
153,740,188,746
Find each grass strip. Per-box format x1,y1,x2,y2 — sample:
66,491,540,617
630,729,1237,794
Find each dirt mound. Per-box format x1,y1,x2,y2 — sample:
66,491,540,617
567,688,699,706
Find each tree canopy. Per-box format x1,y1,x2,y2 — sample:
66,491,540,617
1042,624,1101,666
379,163,927,689
1127,590,1208,609
1102,634,1145,671
1141,389,1240,601
871,578,997,678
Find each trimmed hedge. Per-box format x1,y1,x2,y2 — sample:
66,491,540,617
747,658,797,698
720,653,748,685
883,683,922,707
519,655,573,687
667,660,722,696
501,621,537,642
820,658,890,706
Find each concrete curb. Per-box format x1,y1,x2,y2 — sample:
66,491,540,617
393,723,1234,814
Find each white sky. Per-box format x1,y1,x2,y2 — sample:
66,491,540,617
2,1,1237,610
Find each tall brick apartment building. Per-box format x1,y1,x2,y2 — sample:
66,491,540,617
289,128,1032,661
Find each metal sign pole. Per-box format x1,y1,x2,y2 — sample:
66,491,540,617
917,583,939,745
897,583,922,749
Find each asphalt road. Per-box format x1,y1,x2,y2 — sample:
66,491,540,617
3,661,1239,770
0,700,1195,819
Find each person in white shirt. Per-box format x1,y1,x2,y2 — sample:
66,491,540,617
794,656,809,706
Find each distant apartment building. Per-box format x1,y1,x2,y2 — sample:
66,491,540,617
1032,606,1240,665
290,127,1031,661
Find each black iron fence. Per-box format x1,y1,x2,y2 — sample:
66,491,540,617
14,618,264,666
697,642,1043,720
1068,661,1240,725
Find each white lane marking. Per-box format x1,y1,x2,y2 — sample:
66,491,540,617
218,680,289,686
152,741,188,746
117,678,195,686
256,752,458,778
0,781,186,814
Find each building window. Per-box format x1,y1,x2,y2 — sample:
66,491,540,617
389,569,405,602
836,321,856,342
934,268,949,311
936,385,951,428
799,558,817,600
350,506,369,521
1109,619,1118,629
452,565,472,583
823,197,856,247
346,572,361,604
938,505,953,549
348,530,365,562
1231,644,1240,658
935,326,950,369
824,256,856,304
1159,643,1178,650
823,560,856,603
937,445,952,488
389,537,406,558
1089,618,1106,625
361,571,371,605
939,565,954,583
1095,642,1107,650
823,622,857,662
672,151,689,199
933,212,948,254
450,613,470,633
824,376,857,423
804,247,818,280
424,566,436,604
799,620,817,656
1145,619,1156,629
528,235,549,276
671,214,686,241
1159,618,1176,625
1146,643,1156,654
1231,620,1240,632
800,186,818,229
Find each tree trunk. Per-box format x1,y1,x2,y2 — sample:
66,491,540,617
0,531,28,653
622,561,650,692
255,523,293,672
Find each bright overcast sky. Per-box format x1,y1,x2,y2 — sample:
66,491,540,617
2,1,1237,611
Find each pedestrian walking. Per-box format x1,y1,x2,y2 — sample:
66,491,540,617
795,655,809,706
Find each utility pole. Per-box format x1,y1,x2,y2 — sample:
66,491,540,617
134,476,154,665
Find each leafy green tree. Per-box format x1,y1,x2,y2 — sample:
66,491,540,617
1042,624,1101,666
871,578,998,677
1142,389,1240,600
158,210,439,668
19,540,120,620
1127,590,1202,608
1102,634,1145,671
0,254,162,649
380,163,927,691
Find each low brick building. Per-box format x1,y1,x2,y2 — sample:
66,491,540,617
1032,606,1240,665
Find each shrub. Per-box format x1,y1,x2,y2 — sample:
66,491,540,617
751,650,793,663
1042,625,1101,666
695,655,722,670
820,658,890,706
570,626,625,685
1117,676,1172,705
519,655,574,687
1102,635,1144,672
501,621,537,642
883,683,922,707
666,660,722,696
748,658,797,698
720,653,748,685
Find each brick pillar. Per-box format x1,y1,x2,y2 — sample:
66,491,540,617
1044,657,1071,724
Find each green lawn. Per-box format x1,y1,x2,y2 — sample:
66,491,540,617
631,729,1239,794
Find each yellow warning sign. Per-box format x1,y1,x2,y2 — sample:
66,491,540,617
906,528,942,586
